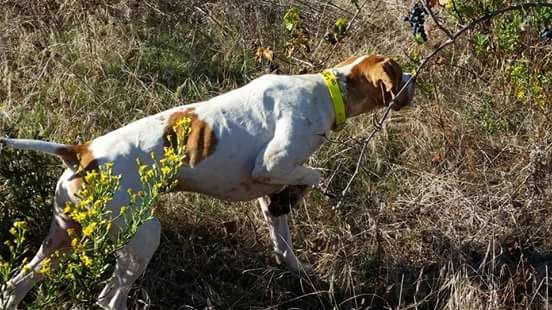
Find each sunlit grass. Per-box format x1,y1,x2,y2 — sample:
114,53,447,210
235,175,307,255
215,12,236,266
0,0,551,308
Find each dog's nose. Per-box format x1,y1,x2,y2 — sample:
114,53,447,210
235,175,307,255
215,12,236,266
391,73,416,110
401,73,416,106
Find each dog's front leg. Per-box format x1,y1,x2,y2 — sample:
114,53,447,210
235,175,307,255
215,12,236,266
251,119,322,187
257,197,303,271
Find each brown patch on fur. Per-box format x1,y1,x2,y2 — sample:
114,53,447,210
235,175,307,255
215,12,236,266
54,143,98,172
335,55,361,68
346,55,404,113
68,176,85,198
164,108,218,167
54,143,99,200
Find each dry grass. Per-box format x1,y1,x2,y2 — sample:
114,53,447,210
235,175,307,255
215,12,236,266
1,0,551,309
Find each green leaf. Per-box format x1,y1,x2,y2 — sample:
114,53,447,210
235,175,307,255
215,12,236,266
473,33,490,55
414,33,425,44
334,18,349,37
283,7,300,32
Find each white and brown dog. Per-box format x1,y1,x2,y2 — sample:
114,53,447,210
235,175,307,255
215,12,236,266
1,54,415,309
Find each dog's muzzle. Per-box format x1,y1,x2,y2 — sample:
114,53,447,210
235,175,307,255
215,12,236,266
392,73,416,111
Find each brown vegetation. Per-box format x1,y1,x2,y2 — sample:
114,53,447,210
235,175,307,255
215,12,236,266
1,0,551,308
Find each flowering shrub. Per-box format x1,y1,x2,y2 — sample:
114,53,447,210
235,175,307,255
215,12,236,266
1,221,29,283
0,116,191,307
509,58,548,109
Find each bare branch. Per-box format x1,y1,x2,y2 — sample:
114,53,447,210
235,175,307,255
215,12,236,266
422,0,454,39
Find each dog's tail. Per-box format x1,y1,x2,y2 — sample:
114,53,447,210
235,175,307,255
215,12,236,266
0,137,86,169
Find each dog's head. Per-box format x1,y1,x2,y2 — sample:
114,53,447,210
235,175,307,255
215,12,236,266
335,55,415,116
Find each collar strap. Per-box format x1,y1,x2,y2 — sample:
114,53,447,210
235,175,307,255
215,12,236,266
320,69,346,131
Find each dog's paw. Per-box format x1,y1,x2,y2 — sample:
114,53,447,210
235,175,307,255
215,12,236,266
304,168,322,186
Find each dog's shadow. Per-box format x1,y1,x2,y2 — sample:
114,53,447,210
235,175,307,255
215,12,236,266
130,214,341,310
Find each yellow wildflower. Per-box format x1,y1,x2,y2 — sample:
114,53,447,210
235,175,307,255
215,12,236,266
79,188,89,197
120,206,128,214
22,264,32,273
80,196,94,207
39,258,52,275
105,196,112,204
82,223,97,236
164,147,178,162
161,166,171,177
71,238,80,248
64,203,73,214
175,117,190,129
139,165,148,176
516,89,526,100
84,170,98,183
13,221,27,229
73,211,88,223
91,201,103,213
80,254,93,267
100,172,109,184
9,227,17,236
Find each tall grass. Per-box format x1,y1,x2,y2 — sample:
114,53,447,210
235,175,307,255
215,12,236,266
0,0,551,308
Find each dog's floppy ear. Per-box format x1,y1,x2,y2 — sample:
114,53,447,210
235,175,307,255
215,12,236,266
369,57,403,94
345,55,409,113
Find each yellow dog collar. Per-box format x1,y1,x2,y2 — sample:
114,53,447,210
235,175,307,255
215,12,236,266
320,69,346,131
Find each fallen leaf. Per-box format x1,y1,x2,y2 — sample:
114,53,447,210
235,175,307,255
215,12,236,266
255,47,274,63
431,152,443,165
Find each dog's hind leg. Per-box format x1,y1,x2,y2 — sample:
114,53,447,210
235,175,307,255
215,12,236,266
4,214,78,309
258,197,304,271
97,217,161,310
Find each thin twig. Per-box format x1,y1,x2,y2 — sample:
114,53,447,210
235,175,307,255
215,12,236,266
422,1,454,39
327,2,552,207
334,140,368,209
